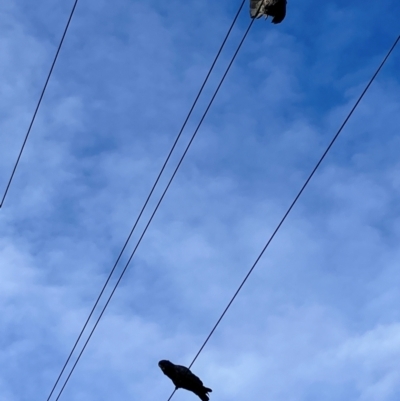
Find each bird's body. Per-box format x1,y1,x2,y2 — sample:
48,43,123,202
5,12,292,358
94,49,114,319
250,0,287,23
158,360,212,401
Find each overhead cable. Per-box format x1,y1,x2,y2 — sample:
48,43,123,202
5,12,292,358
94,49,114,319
0,0,79,208
46,2,247,401
165,33,400,401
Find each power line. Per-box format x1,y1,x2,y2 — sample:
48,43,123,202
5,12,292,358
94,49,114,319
53,9,253,401
0,0,79,209
45,2,247,400
165,33,400,401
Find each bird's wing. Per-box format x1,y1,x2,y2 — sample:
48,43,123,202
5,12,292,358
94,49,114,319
175,365,191,375
270,0,286,23
171,365,190,387
175,366,206,389
250,0,266,18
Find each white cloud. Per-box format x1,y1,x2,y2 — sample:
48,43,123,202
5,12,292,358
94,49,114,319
0,0,400,401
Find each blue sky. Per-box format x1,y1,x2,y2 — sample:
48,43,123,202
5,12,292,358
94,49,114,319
1,0,400,400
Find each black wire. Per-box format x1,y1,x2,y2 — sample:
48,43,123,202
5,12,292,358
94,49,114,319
53,10,254,401
0,0,79,209
46,2,246,400
166,33,400,401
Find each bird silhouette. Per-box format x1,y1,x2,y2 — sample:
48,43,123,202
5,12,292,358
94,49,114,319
158,360,212,401
250,0,287,23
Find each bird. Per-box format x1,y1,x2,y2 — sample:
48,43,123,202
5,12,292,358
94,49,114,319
158,360,212,401
250,0,287,23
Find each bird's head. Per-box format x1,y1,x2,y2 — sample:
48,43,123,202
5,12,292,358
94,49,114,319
158,360,174,373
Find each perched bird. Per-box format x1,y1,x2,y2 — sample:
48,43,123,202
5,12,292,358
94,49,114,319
250,0,287,23
158,360,212,401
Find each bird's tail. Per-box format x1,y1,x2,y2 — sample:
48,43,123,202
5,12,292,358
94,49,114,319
195,387,212,401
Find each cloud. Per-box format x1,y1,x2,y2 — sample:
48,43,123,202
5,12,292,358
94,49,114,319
0,0,400,401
